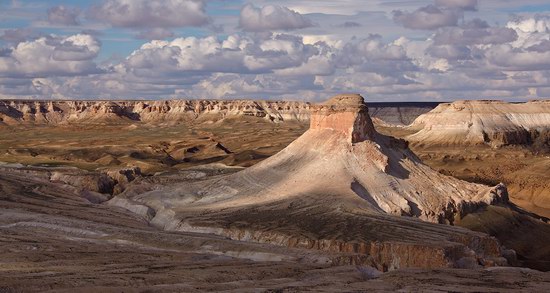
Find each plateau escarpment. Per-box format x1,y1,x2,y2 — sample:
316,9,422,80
400,99,550,221
0,99,311,125
0,99,437,126
111,94,515,271
407,100,550,148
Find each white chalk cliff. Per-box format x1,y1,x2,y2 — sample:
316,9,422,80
407,100,550,147
0,100,311,125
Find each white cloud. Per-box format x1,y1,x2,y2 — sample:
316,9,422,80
433,20,518,45
124,34,318,75
393,5,462,30
87,0,209,28
2,1,550,101
239,4,313,32
507,15,550,33
0,34,101,78
486,44,550,71
52,34,101,61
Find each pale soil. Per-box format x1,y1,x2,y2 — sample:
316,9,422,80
2,166,549,292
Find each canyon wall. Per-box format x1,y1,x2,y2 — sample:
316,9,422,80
0,99,310,125
0,99,438,126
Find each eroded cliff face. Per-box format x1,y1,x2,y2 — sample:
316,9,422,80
407,100,550,147
0,100,311,125
310,94,377,142
0,99,439,126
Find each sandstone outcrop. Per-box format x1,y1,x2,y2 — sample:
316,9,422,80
111,94,513,270
407,100,550,147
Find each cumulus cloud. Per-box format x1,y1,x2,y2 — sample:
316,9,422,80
393,5,461,30
427,44,472,60
0,34,101,78
507,15,550,33
4,1,550,102
124,34,318,76
188,73,322,99
239,4,313,32
342,35,409,61
435,0,478,11
52,34,101,61
527,40,550,53
433,19,518,46
485,44,550,71
47,5,80,26
88,0,209,28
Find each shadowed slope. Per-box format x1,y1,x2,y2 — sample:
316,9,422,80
111,94,513,270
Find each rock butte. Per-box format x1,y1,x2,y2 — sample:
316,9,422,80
408,100,550,147
111,94,513,270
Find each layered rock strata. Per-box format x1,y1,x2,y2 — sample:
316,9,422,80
0,100,310,125
0,99,437,126
407,100,550,147
111,94,513,270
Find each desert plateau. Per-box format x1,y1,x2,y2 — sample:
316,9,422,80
1,94,550,292
2,0,550,292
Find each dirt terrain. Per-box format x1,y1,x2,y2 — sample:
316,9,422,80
1,97,550,291
0,118,307,173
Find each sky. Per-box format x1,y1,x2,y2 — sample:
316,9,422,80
1,0,550,101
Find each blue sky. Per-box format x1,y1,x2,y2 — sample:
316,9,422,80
1,0,550,101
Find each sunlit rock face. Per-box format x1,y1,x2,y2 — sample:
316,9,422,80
407,100,550,147
310,94,376,143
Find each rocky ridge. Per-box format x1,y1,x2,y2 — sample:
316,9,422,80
0,99,307,125
0,99,436,126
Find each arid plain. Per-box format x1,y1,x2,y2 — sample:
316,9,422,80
1,96,550,292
